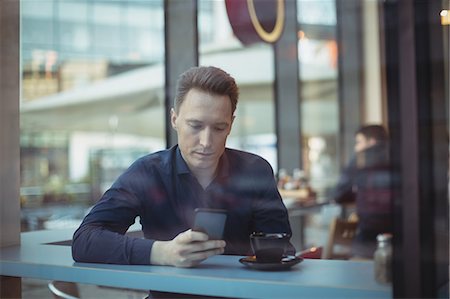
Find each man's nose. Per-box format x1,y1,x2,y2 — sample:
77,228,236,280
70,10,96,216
199,128,212,148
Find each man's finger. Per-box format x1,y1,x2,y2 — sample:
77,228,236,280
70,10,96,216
177,229,209,244
178,240,225,256
191,240,226,253
189,247,225,261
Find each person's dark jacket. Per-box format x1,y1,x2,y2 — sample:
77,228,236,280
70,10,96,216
334,143,393,257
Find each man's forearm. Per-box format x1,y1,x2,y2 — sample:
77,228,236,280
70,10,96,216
72,225,152,265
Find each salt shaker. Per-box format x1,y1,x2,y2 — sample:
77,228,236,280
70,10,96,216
374,233,393,284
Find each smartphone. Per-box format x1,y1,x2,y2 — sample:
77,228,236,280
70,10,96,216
192,208,227,240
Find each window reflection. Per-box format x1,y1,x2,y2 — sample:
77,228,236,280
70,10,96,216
198,0,277,169
11,0,448,295
20,0,165,231
297,0,339,196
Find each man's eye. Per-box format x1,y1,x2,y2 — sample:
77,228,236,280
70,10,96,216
190,124,201,130
215,127,226,131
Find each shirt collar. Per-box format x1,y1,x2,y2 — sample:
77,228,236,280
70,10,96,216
217,149,230,178
175,146,230,178
175,146,191,175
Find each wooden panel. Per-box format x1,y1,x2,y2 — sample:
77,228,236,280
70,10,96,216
0,0,20,248
0,276,21,299
384,0,449,297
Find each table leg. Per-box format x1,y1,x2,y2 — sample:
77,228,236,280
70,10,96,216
1,276,21,298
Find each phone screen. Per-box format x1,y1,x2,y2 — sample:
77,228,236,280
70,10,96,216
192,208,227,240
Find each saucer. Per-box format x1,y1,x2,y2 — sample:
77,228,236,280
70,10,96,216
239,255,303,271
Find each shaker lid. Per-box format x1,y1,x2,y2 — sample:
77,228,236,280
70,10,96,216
377,233,393,242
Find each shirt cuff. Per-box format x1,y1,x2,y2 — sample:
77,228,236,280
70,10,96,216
130,237,154,265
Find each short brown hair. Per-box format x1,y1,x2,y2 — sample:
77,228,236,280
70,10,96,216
356,125,388,143
174,66,239,114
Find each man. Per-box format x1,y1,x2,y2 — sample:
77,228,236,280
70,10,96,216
72,66,294,269
333,125,393,258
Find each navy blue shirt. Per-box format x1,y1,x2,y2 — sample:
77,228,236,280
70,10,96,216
72,146,294,264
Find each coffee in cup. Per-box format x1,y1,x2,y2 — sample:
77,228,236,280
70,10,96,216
250,232,290,263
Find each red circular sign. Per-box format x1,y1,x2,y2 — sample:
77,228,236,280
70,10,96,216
225,0,285,45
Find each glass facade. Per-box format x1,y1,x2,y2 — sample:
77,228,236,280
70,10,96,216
198,0,277,169
13,0,448,296
20,0,165,231
297,0,339,196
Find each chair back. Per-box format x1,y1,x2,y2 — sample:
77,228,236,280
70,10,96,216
48,281,80,299
322,217,358,259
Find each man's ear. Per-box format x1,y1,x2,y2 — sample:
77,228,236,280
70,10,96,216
170,108,178,130
227,115,236,135
367,137,377,147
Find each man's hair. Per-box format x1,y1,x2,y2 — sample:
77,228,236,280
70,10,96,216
174,66,239,114
356,125,388,143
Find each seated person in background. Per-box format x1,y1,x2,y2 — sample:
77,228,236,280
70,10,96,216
333,125,393,258
72,66,295,269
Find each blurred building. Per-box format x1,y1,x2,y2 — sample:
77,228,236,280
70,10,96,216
19,0,340,213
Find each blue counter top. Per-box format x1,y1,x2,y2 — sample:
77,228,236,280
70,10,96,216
0,229,391,298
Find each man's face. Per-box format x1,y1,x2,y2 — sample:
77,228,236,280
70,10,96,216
354,133,376,153
171,88,234,175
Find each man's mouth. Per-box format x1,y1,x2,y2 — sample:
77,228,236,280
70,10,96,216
194,151,213,157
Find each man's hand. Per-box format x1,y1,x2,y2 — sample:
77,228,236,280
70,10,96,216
150,229,226,267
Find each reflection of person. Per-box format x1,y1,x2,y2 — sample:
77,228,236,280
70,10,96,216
333,125,393,258
72,66,294,269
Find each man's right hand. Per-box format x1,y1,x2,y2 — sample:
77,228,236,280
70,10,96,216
150,229,226,267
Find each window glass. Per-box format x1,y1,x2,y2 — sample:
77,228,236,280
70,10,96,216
20,0,165,232
13,0,448,295
198,0,277,169
294,1,395,276
297,0,339,197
